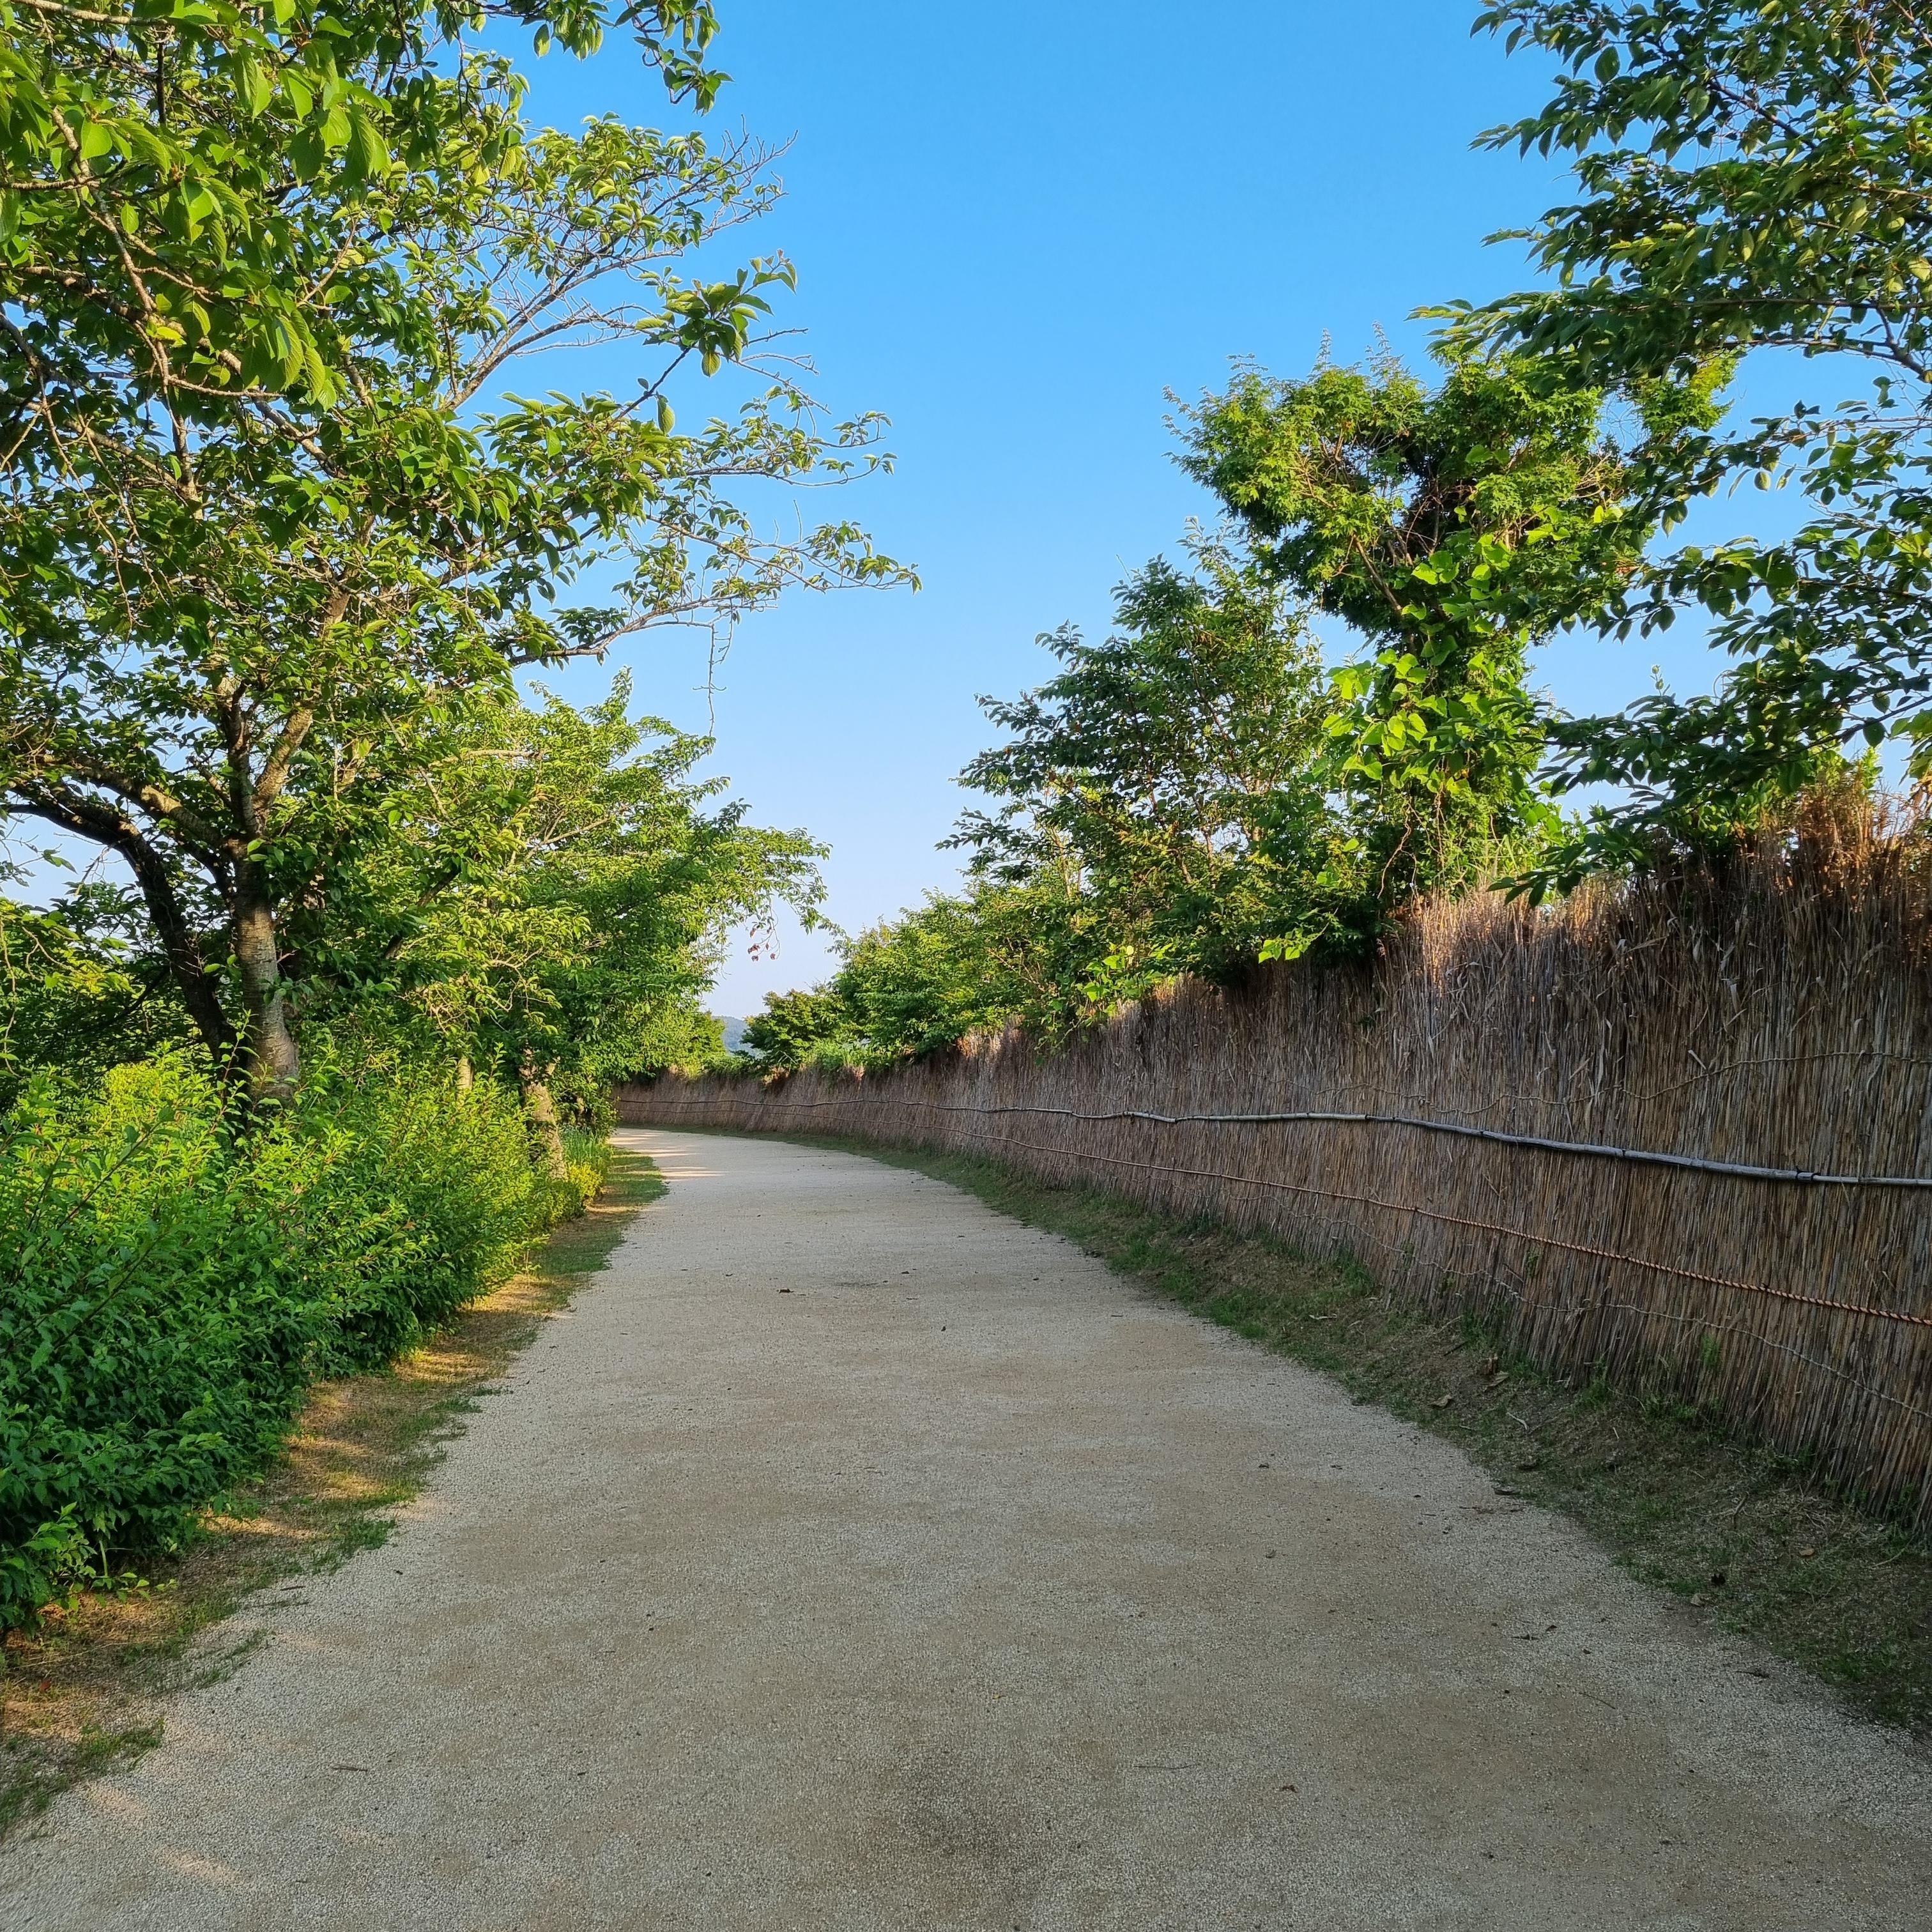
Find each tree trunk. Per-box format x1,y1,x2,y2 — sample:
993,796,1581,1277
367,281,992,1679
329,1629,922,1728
233,866,300,1102
456,1055,475,1094
519,1051,570,1181
115,835,237,1073
10,785,238,1072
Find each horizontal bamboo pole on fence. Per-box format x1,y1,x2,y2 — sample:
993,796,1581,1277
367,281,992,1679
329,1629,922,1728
864,1101,1932,1190
634,1093,1932,1334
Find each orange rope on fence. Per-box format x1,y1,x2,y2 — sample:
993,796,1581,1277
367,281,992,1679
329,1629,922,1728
953,1128,1932,1330
637,1097,1932,1331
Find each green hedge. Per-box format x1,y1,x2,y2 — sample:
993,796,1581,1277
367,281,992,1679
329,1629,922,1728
0,1057,594,1626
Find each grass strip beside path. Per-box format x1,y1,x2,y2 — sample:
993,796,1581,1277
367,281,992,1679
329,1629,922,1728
801,1133,1932,1742
0,1147,663,1842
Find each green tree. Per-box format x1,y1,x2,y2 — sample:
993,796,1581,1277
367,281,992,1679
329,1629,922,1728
1,26,905,1098
953,534,1351,985
1448,1,1932,879
831,883,1095,1059
307,678,822,1156
0,0,722,443
0,876,188,1104
1180,348,1724,908
742,879,1105,1070
740,986,855,1071
753,535,1360,1070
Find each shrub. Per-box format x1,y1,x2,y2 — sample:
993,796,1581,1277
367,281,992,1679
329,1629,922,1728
560,1125,614,1224
0,1061,325,1621
0,1055,594,1626
289,1067,549,1370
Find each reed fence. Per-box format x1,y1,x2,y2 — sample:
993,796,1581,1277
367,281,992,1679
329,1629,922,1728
620,806,1932,1522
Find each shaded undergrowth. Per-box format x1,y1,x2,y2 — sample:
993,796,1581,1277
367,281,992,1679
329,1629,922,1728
0,1147,662,1842
805,1133,1932,1742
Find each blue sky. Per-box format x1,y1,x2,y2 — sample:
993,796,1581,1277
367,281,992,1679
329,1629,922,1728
19,5,1835,1020
4,4,1848,1029
527,1,1703,1016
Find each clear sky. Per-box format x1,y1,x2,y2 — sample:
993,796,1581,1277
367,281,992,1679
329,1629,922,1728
525,1,1694,1018
21,6,1820,1018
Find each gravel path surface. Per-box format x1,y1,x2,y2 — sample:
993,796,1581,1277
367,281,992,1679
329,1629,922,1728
4,1128,1929,1930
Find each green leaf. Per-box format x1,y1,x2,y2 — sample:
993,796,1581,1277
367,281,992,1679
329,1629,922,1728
235,59,273,120
345,109,388,185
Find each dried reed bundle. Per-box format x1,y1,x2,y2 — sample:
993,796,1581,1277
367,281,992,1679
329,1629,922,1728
624,795,1932,1521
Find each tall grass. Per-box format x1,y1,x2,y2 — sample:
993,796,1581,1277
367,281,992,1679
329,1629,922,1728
0,1055,599,1626
628,792,1932,1523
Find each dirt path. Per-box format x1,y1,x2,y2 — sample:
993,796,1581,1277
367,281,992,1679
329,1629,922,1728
4,1130,1929,1930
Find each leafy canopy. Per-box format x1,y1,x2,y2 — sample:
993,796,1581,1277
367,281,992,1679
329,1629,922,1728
740,536,1354,1068
1181,349,1724,903
0,10,907,1095
0,0,722,429
1446,2,1932,881
342,677,823,1086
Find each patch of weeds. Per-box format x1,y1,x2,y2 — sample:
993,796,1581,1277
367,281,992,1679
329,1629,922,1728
1,1721,161,1841
0,1148,663,1843
788,1132,1932,1742
187,1631,268,1692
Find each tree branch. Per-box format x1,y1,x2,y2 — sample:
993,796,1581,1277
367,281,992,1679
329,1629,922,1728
8,781,237,1065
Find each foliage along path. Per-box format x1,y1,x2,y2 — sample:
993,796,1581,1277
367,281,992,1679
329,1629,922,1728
4,1131,1929,1930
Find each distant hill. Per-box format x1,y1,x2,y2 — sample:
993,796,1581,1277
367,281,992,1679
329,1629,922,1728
715,1015,749,1055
